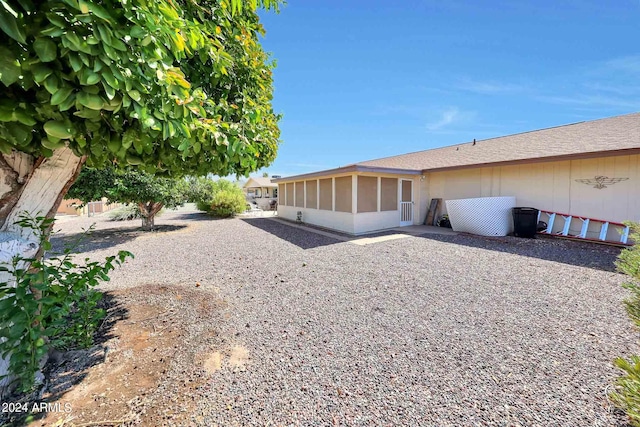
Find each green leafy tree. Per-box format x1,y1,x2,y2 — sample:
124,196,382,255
0,0,281,236
0,0,280,395
68,167,189,229
186,175,218,209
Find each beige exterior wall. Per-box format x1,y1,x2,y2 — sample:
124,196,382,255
278,183,285,205
57,198,83,215
278,204,356,234
425,153,640,223
354,211,402,234
417,174,430,225
277,172,423,234
275,153,639,234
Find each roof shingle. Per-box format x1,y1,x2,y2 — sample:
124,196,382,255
357,112,640,171
244,177,277,188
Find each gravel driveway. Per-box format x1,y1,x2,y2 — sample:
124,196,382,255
51,209,638,426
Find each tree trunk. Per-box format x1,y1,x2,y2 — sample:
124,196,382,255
0,147,85,397
138,202,164,230
141,215,154,229
0,147,86,237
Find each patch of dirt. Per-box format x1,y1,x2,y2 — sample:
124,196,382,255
8,283,231,427
198,345,249,376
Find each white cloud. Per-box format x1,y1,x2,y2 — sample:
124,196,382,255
455,79,529,95
425,107,477,131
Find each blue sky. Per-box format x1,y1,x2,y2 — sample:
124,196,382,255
255,1,640,178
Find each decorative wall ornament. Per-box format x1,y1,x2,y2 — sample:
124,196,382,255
575,176,629,189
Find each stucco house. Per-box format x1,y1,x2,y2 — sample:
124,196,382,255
56,198,122,216
273,112,640,235
243,176,278,210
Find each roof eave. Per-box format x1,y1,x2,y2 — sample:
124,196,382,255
420,147,640,174
271,165,422,182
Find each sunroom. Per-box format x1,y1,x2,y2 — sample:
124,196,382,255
273,166,425,235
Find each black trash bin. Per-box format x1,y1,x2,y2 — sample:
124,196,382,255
512,207,539,238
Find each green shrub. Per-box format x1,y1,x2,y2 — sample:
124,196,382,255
190,178,246,215
108,204,142,221
209,189,247,218
0,214,133,393
611,222,640,425
618,223,640,292
612,356,640,425
196,199,212,212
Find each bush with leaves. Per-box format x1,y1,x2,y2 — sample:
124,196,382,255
191,178,246,216
107,204,143,221
611,222,640,425
209,188,247,218
0,214,132,392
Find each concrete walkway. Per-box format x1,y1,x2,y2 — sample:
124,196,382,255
387,224,458,236
267,217,457,245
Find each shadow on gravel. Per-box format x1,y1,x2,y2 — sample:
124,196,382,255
164,211,212,222
242,218,342,249
419,233,623,272
50,224,187,253
0,292,127,427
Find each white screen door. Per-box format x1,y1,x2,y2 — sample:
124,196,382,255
400,179,413,226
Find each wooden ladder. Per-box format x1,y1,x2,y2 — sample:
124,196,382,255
537,210,630,245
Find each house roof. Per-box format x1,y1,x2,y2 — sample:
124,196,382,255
273,112,640,182
358,112,640,171
243,177,277,188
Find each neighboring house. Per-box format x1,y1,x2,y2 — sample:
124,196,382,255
243,177,278,210
57,198,122,216
273,112,640,235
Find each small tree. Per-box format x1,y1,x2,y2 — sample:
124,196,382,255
190,177,245,217
611,222,640,425
68,167,188,229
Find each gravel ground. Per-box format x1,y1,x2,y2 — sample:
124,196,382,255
50,209,638,426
